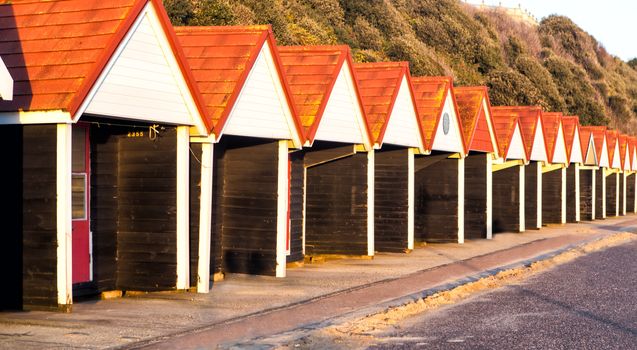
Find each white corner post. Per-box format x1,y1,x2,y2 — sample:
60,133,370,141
302,167,307,255
519,164,525,232
407,148,415,250
591,169,596,220
276,140,289,278
561,167,567,224
176,126,190,290
602,170,606,218
634,173,637,213
575,164,580,222
457,157,465,244
367,150,375,256
56,123,73,308
196,142,214,293
486,155,493,239
622,172,627,216
537,162,542,228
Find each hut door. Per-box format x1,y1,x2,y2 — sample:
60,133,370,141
71,124,91,284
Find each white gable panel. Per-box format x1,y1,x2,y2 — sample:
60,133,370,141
382,76,422,149
632,150,637,171
552,124,568,164
223,41,298,144
612,141,621,169
624,149,630,171
530,118,548,161
431,93,464,153
84,4,203,131
506,124,526,160
315,62,368,145
599,138,609,167
584,136,597,166
0,56,12,100
570,128,583,164
483,100,499,154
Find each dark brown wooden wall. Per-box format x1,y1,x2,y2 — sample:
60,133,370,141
288,151,305,263
595,170,604,219
305,152,369,255
374,148,409,252
606,173,618,217
0,125,58,311
627,174,635,213
542,169,563,224
215,136,279,276
189,143,202,288
566,166,578,223
619,175,625,215
579,169,594,221
492,166,521,233
524,161,539,229
464,154,487,239
415,156,459,243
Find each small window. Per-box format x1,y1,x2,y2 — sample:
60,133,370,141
72,174,87,220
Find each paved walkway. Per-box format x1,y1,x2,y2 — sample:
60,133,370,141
1,216,636,349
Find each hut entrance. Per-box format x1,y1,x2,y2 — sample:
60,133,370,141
72,124,91,284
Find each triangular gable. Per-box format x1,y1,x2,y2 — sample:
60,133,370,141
585,136,597,165
579,127,598,166
430,91,465,153
570,126,584,164
623,142,630,171
551,123,568,164
454,86,498,154
354,62,425,152
606,131,620,169
611,138,621,169
599,136,610,168
631,139,637,171
491,110,526,161
530,117,549,162
84,2,207,134
508,123,527,160
561,116,583,164
619,135,629,171
0,56,12,100
278,45,371,149
541,112,566,164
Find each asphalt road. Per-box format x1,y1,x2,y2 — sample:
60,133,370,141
372,240,637,349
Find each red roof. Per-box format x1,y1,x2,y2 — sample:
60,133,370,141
454,86,497,154
541,112,564,163
561,116,581,163
0,0,208,127
353,61,423,146
581,126,607,165
277,45,370,144
630,137,637,170
491,111,525,160
606,129,619,168
492,106,546,161
618,134,629,170
410,76,466,153
175,25,302,137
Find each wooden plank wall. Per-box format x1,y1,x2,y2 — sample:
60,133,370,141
579,169,594,221
492,166,521,233
414,156,459,243
305,152,369,255
189,143,202,287
116,127,178,291
524,161,539,229
627,174,636,213
606,173,617,217
595,170,604,219
374,148,409,252
619,175,625,215
566,166,578,223
287,151,305,263
464,154,487,239
542,169,563,224
215,136,279,276
0,125,58,311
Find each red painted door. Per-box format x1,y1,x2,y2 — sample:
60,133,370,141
72,124,91,284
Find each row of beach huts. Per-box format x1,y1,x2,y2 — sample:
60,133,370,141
0,0,635,312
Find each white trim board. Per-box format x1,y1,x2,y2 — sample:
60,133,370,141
519,165,525,232
196,143,213,293
176,126,190,290
56,123,73,307
407,148,415,249
367,150,375,255
457,157,465,244
276,140,289,277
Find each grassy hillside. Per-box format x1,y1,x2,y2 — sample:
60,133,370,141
164,0,637,133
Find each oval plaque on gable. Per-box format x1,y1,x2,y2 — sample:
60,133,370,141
442,112,450,135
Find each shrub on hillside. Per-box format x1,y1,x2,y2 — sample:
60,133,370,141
386,35,447,77
514,55,565,111
486,69,543,107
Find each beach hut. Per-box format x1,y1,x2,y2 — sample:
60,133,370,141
454,87,500,239
411,77,467,243
584,126,610,219
576,126,599,221
539,112,568,225
176,26,304,280
490,111,529,233
618,134,631,216
493,106,547,229
0,56,12,100
353,62,427,252
562,116,584,223
0,0,210,311
605,130,622,217
278,46,374,260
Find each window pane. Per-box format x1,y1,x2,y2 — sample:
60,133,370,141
72,127,86,172
72,175,86,220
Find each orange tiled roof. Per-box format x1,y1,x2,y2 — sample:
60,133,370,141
175,25,301,136
561,116,580,163
630,137,637,170
0,0,208,125
454,86,497,154
277,45,370,143
492,106,546,160
541,112,563,163
618,134,629,170
581,126,607,165
353,62,416,145
491,111,523,159
411,76,465,153
606,129,619,168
